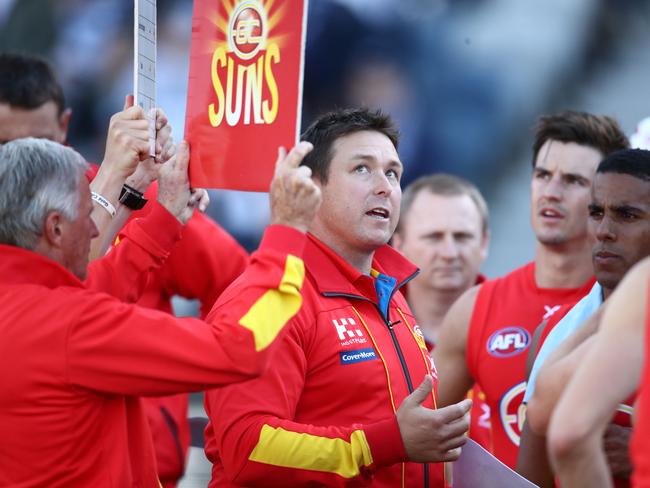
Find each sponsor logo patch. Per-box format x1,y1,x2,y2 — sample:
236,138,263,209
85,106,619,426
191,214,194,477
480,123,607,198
332,317,368,346
339,348,377,365
486,327,530,357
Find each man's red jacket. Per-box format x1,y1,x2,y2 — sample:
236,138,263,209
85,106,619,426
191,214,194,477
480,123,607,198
0,225,306,488
88,164,249,487
131,187,248,488
140,209,248,488
204,234,445,487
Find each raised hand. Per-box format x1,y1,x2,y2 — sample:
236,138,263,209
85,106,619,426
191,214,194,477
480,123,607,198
269,142,321,233
124,106,177,193
157,140,193,225
101,95,152,179
153,107,175,165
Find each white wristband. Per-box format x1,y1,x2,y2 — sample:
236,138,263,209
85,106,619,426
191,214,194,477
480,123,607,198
91,192,116,218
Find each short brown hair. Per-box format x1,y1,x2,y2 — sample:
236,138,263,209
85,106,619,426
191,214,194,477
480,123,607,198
396,173,489,234
532,111,629,167
300,108,400,183
0,52,66,115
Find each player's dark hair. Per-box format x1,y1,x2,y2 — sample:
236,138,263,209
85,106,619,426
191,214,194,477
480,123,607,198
597,149,650,182
300,108,400,183
532,111,629,167
0,52,65,115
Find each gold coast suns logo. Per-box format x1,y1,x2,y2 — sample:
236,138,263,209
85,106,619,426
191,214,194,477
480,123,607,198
412,325,427,350
208,0,282,127
499,381,527,446
228,1,267,60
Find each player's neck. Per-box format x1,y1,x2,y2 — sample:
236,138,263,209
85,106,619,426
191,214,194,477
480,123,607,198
312,233,375,275
534,239,593,288
407,283,462,342
337,248,374,275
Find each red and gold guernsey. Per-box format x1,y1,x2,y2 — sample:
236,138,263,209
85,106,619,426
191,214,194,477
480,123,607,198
466,262,594,468
631,281,650,488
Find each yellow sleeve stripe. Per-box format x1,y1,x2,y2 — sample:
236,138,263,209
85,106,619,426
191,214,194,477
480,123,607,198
248,424,373,478
239,254,305,351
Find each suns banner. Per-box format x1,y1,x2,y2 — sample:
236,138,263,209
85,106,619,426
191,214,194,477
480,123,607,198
185,0,308,191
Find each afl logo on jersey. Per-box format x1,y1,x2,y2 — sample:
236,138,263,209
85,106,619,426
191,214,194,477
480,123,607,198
486,327,530,357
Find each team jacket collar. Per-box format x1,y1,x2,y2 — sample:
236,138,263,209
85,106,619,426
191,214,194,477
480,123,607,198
304,234,419,299
0,244,83,289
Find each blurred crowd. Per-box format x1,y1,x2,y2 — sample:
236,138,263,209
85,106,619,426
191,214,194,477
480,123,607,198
2,0,648,252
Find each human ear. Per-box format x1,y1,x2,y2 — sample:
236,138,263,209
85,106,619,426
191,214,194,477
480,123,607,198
479,230,490,262
43,211,64,248
57,108,72,144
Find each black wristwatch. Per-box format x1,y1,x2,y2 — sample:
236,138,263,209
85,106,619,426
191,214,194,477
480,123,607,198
119,184,148,210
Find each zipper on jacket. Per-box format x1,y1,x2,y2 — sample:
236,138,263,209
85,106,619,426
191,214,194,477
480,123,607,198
385,313,428,488
387,270,429,488
385,317,414,392
324,284,429,487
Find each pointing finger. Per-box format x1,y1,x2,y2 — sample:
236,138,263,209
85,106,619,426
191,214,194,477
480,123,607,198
273,146,288,177
275,141,313,176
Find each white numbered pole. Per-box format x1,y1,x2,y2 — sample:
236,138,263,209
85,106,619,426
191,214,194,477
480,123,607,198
134,0,157,157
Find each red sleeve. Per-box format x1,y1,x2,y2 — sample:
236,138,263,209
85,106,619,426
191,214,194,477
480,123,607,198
156,211,249,318
67,225,307,395
204,302,405,486
84,201,183,302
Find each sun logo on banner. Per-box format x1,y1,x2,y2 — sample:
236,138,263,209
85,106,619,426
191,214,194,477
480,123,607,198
209,0,289,54
204,0,290,128
228,1,267,60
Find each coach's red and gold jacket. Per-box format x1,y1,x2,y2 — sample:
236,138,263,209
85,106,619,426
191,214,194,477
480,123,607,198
205,234,444,487
0,225,307,488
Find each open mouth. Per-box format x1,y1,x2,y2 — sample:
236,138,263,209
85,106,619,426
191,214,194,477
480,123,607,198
366,208,390,220
539,208,564,219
